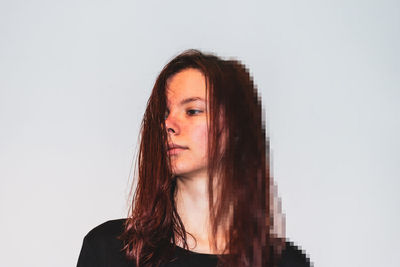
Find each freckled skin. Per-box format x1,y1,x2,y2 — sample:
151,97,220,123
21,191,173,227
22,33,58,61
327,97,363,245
165,68,209,179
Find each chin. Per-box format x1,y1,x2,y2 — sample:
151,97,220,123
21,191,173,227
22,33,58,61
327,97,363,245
170,159,188,174
171,167,191,177
171,165,207,178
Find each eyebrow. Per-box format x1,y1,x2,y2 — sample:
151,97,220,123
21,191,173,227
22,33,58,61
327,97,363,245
179,97,205,105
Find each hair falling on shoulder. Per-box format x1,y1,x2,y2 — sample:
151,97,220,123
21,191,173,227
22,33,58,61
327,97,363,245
119,50,285,267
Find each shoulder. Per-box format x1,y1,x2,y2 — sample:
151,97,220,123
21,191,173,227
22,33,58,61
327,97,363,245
77,219,129,267
84,218,126,244
279,240,313,267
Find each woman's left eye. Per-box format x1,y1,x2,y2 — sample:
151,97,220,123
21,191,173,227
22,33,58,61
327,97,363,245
186,109,202,116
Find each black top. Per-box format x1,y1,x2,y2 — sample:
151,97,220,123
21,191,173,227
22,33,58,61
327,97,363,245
77,219,312,267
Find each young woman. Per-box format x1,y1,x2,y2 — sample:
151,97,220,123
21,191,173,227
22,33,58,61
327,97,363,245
77,50,312,267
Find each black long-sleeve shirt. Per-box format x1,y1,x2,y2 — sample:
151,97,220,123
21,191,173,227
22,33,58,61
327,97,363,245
77,219,312,267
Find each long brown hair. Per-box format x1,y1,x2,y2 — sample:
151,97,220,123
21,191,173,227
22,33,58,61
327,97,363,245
120,50,283,266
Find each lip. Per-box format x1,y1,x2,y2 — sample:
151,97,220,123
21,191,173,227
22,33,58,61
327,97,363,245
167,144,188,155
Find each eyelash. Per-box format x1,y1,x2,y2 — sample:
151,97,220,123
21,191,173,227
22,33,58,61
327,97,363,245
186,109,203,116
164,109,203,120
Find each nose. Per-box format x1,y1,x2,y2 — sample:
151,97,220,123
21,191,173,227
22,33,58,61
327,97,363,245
165,113,180,135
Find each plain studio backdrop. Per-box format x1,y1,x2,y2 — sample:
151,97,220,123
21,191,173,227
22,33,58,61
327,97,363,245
0,1,399,266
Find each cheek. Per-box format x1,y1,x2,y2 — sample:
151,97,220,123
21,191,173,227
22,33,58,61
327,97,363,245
190,122,208,154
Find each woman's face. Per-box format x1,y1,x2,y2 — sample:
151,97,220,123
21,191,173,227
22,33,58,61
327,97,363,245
165,68,209,178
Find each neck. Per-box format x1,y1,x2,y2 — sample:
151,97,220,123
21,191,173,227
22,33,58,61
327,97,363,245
175,173,209,204
174,172,227,254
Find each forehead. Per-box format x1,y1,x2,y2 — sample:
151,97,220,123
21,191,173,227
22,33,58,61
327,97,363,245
166,68,207,105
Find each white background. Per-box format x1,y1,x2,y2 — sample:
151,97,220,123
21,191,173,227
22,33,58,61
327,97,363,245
1,1,399,266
